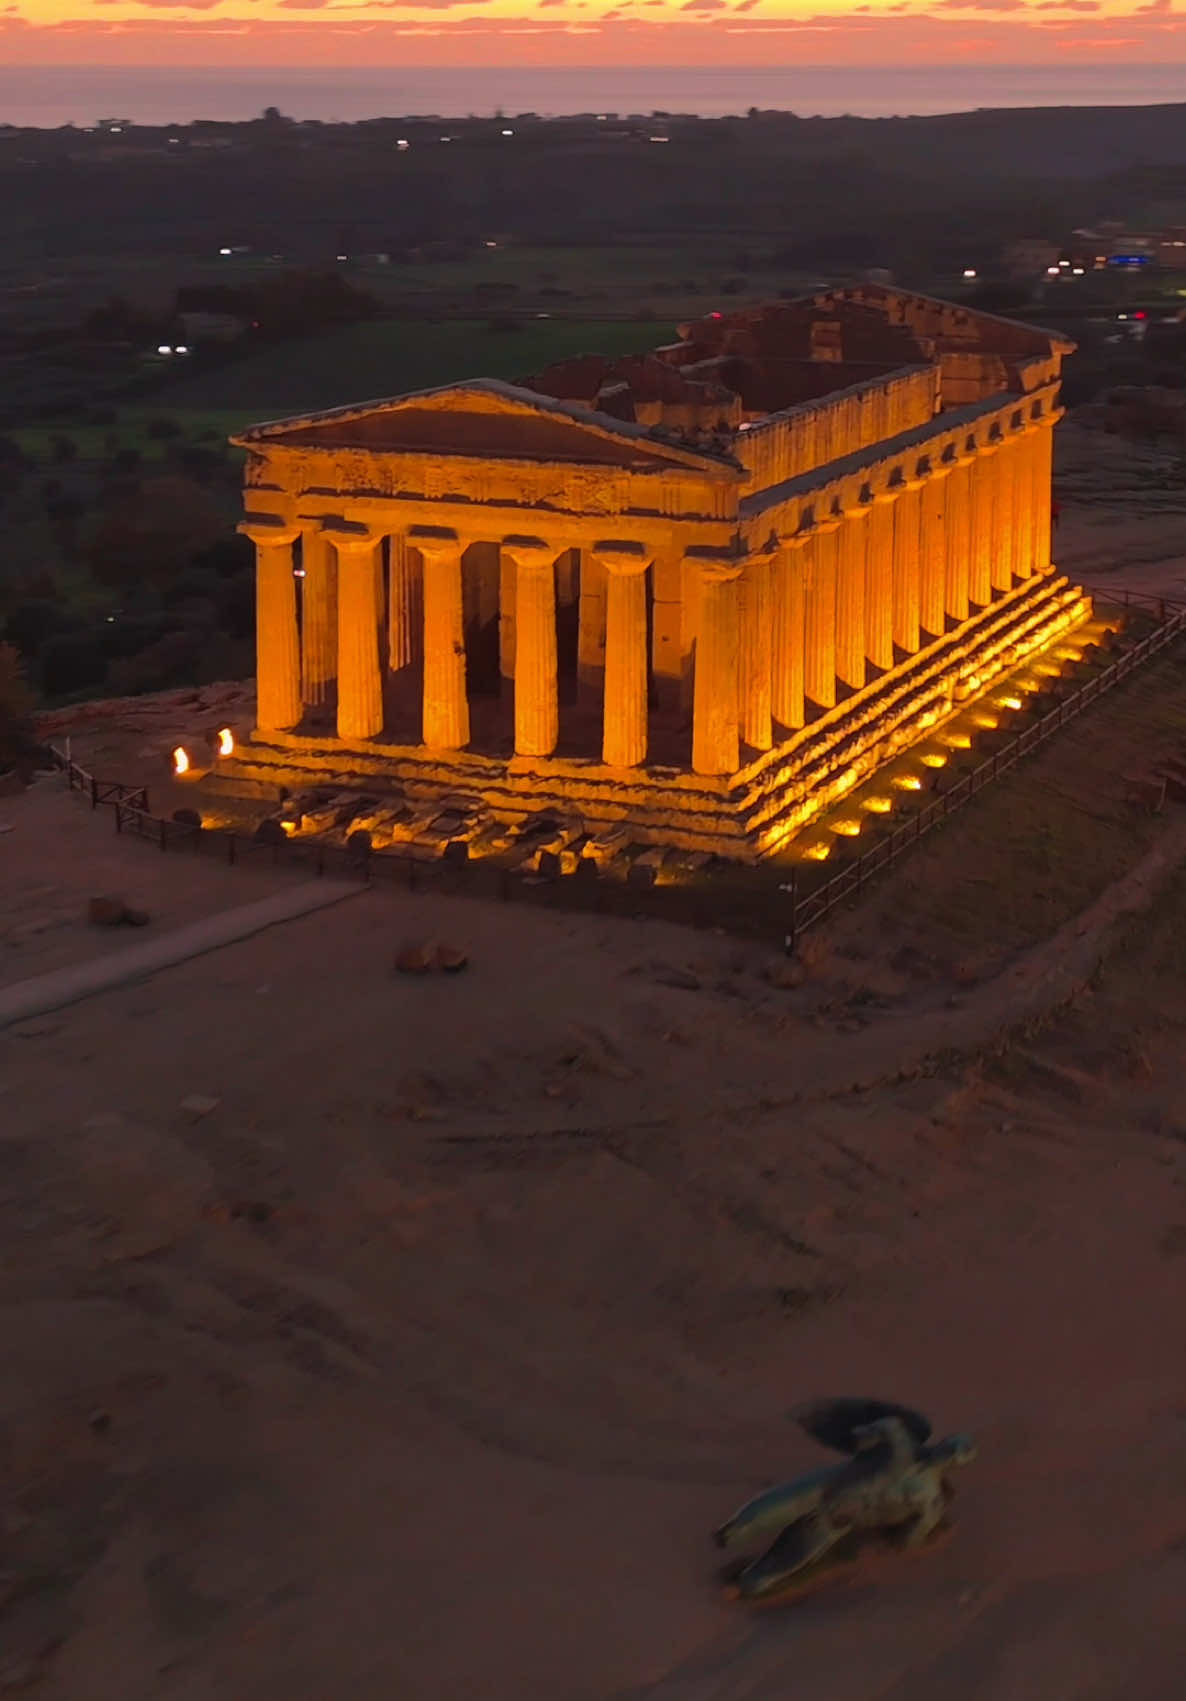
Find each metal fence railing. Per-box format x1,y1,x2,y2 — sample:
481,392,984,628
45,590,1186,952
786,594,1186,945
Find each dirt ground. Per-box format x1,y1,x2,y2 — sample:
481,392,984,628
2,769,1185,1700
1,422,1184,1699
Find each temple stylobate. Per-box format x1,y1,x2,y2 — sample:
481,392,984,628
230,285,1090,858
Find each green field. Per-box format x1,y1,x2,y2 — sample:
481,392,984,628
150,316,677,423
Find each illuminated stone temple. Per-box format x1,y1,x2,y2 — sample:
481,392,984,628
229,286,1089,858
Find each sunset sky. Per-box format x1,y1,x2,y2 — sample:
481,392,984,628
4,0,1185,66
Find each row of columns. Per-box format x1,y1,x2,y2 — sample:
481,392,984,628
246,522,663,773
248,416,1055,782
758,419,1053,732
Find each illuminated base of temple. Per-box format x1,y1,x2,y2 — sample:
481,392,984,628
214,570,1091,862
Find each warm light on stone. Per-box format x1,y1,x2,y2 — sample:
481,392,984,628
172,747,190,775
228,286,1085,862
217,728,234,756
863,795,893,813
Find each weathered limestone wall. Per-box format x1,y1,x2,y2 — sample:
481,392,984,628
735,366,938,488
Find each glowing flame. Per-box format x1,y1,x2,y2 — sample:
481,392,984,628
863,796,893,814
172,747,190,775
973,713,998,730
280,819,297,836
944,733,972,750
998,696,1023,712
831,818,862,837
803,840,832,861
895,775,923,792
920,752,948,769
1057,648,1082,662
217,727,234,756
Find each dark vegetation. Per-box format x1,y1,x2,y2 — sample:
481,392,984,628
1,101,1185,707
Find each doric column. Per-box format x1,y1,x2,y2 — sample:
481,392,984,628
991,435,1015,593
1013,427,1037,580
333,531,384,741
691,557,743,777
415,529,469,751
504,537,559,758
241,522,301,734
771,539,806,731
803,523,838,711
919,462,950,638
1033,417,1056,573
738,550,773,751
891,482,922,655
300,528,337,709
596,542,650,768
865,494,895,671
945,458,973,623
835,507,869,692
577,549,607,703
969,445,997,606
388,533,417,671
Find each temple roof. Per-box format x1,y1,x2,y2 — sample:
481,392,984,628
232,378,742,476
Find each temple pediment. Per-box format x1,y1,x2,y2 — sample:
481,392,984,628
233,379,741,478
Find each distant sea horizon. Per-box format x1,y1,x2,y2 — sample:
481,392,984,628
3,63,1186,129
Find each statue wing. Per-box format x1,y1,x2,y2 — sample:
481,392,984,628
791,1397,932,1456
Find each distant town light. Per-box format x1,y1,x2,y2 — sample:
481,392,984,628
1072,266,1085,275
1058,259,1070,268
648,135,670,144
962,268,977,279
336,254,348,261
439,135,452,143
396,139,409,150
1047,266,1060,276
175,344,190,355
484,240,498,248
219,247,232,256
501,128,514,137
156,344,173,355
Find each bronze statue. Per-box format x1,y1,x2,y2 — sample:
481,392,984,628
714,1398,976,1602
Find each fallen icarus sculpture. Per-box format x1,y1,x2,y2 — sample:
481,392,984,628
713,1397,976,1603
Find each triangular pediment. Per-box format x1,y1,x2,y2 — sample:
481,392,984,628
232,379,740,478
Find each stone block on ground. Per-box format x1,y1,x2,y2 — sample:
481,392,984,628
88,895,129,927
395,939,438,974
435,944,468,973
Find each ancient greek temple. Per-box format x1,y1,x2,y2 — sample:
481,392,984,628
230,286,1089,857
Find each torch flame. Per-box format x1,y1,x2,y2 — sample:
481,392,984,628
172,747,190,775
217,727,234,756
